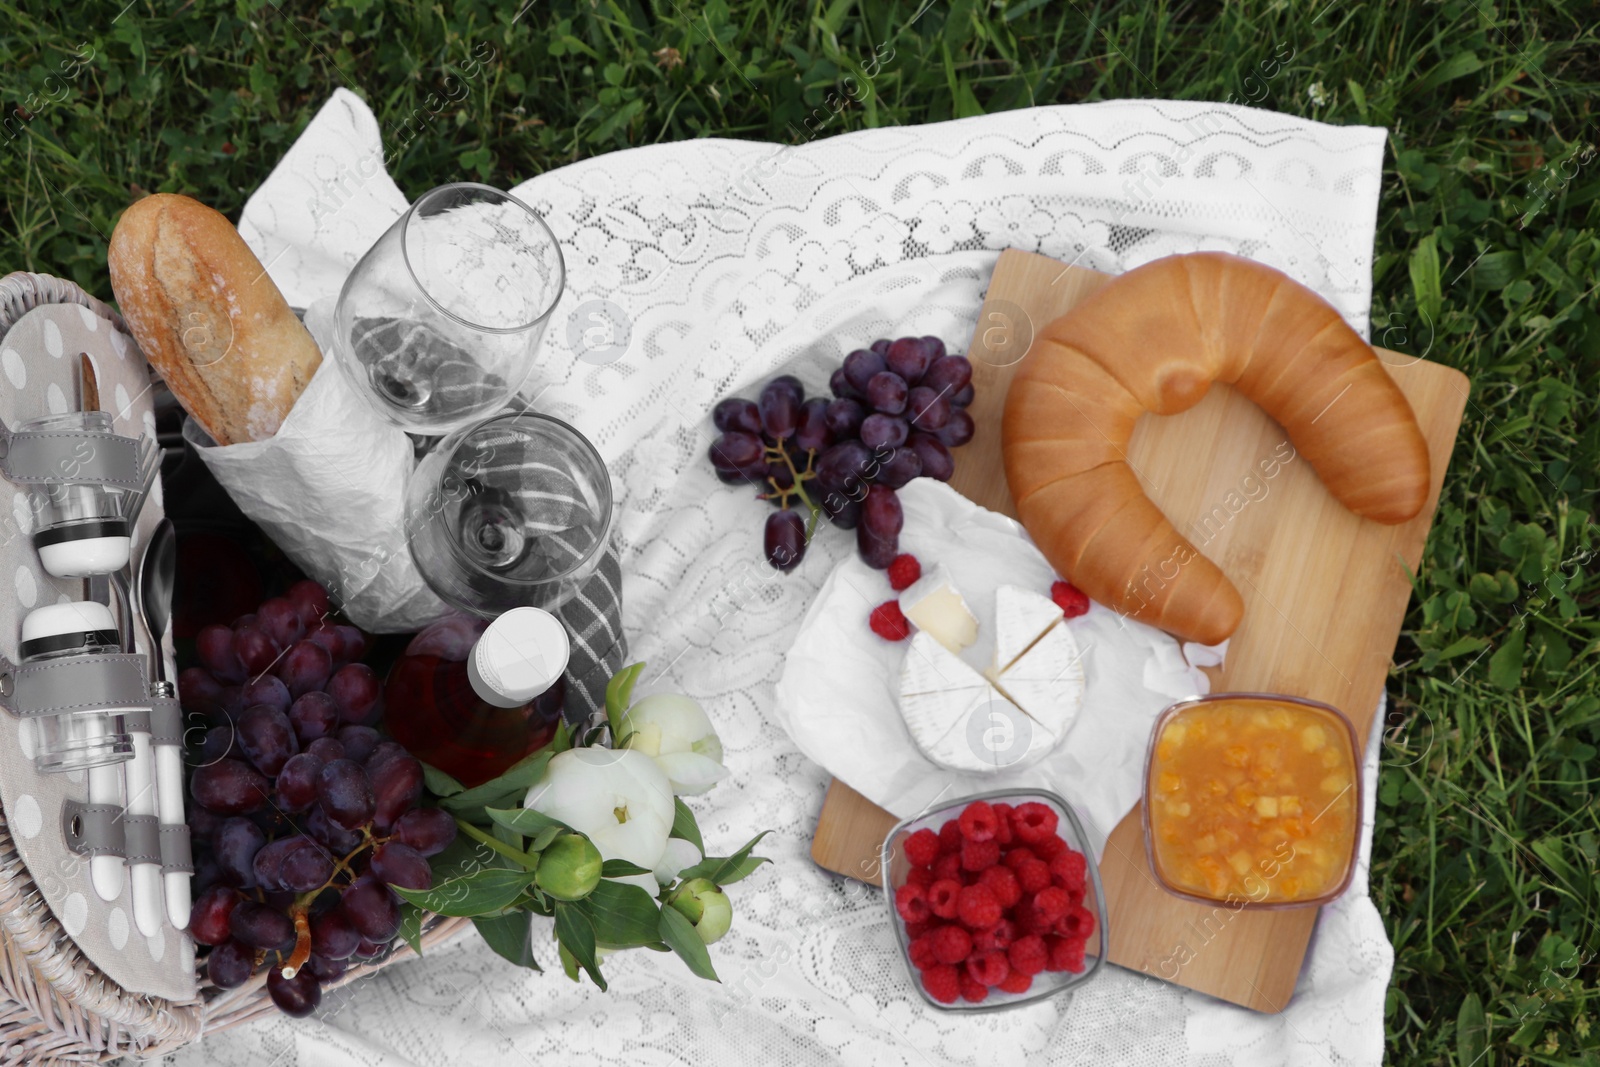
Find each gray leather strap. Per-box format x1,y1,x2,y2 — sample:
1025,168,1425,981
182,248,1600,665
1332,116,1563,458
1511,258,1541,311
159,824,193,874
0,652,149,719
149,695,184,746
0,428,145,487
123,708,151,734
122,814,161,866
62,800,126,858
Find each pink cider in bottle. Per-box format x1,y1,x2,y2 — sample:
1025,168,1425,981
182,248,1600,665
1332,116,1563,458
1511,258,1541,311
383,608,570,787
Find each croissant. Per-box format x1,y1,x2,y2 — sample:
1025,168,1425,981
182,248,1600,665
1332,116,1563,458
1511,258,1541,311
1001,252,1431,645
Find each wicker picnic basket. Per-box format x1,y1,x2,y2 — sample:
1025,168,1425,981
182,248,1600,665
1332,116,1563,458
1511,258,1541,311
0,273,470,1063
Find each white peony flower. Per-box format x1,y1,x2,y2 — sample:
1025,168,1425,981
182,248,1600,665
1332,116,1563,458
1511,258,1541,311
618,693,730,796
524,748,675,893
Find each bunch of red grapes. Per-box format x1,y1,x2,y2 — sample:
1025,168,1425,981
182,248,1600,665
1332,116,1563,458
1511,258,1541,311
181,580,457,1017
708,336,974,571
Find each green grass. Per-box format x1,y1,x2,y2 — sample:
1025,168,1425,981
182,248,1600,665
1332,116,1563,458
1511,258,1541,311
3,1,1599,1062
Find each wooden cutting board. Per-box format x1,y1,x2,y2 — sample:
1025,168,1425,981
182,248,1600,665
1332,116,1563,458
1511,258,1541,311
809,249,1470,1012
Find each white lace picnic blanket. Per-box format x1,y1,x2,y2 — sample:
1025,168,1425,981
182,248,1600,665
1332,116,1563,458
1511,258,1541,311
166,89,1393,1067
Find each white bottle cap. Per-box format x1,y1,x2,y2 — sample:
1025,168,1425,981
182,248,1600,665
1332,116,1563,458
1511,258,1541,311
38,535,132,579
467,607,570,709
22,600,118,642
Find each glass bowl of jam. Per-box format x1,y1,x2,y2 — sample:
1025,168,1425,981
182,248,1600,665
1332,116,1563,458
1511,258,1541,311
1141,693,1362,910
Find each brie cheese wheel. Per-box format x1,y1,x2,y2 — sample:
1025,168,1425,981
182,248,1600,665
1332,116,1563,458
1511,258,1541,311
899,565,979,653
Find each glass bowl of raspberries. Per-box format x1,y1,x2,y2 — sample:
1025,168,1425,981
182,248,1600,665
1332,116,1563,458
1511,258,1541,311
880,790,1107,1011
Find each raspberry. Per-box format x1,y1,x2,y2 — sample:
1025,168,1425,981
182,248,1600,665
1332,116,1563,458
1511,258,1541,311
971,917,1017,955
1031,885,1071,924
956,884,1003,929
1002,847,1038,871
959,975,989,1003
1050,849,1087,891
869,601,910,641
1051,580,1090,618
1016,860,1051,894
932,852,963,883
926,879,961,920
960,837,1000,872
965,949,1011,987
906,865,935,889
1007,934,1048,977
1048,935,1087,973
1012,803,1059,844
895,883,931,923
978,864,1022,908
904,828,941,867
908,935,939,970
938,821,964,854
1059,904,1096,940
998,970,1033,995
929,924,972,964
957,800,998,842
922,963,961,1004
991,803,1014,845
1032,834,1067,861
887,554,922,591
905,920,933,940
1014,896,1054,935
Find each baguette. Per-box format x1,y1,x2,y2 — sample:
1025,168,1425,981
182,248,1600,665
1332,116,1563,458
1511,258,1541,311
107,193,321,445
1002,252,1431,645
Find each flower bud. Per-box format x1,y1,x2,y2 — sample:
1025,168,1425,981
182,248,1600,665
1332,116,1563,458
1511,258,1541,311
667,877,732,944
535,834,603,902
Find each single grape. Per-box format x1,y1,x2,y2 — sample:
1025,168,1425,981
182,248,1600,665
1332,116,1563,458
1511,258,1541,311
908,432,955,481
920,336,948,360
198,725,235,766
935,408,976,448
860,413,909,451
817,439,872,485
371,756,423,831
187,805,224,846
280,836,336,892
710,431,763,469
276,753,323,812
711,449,766,486
875,447,923,489
712,397,762,435
823,398,867,440
921,354,972,397
196,625,246,684
861,484,904,538
950,384,975,408
216,685,245,719
758,377,802,440
404,615,480,660
275,639,333,698
907,385,952,431
865,371,908,415
234,625,281,677
393,808,458,857
306,737,345,763
334,625,369,662
352,938,387,960
365,740,409,772
858,522,899,569
869,338,892,356
303,620,344,663
342,876,402,942
327,664,381,725
256,598,305,649
317,759,375,830
191,759,270,815
267,967,322,1018
308,954,349,982
232,900,295,951
822,495,862,529
842,348,887,394
828,367,860,400
179,667,228,716
207,939,255,989
370,842,431,890
886,337,933,384
793,398,834,453
215,817,266,888
189,885,240,946
237,704,299,777
286,579,332,628
764,510,807,572
231,613,258,629
241,674,291,714
311,907,361,961
306,805,363,854
251,836,299,891
335,725,379,764
288,691,340,744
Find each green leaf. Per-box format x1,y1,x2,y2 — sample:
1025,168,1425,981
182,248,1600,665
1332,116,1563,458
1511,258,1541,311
393,866,539,918
676,830,773,885
1415,51,1482,94
1488,626,1526,690
487,806,571,838
600,859,653,877
551,719,574,755
398,902,425,956
606,662,646,739
554,901,606,989
1409,231,1442,324
528,825,565,853
658,901,719,981
1456,992,1487,1066
587,97,644,144
421,761,465,797
474,912,540,970
670,797,705,854
585,879,666,948
437,749,555,815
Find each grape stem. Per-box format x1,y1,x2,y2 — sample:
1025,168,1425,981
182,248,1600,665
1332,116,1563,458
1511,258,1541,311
764,443,822,539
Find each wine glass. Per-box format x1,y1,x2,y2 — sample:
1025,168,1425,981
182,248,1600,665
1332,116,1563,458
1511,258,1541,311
404,411,613,616
332,183,565,435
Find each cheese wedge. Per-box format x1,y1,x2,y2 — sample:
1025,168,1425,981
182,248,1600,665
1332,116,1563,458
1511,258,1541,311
899,565,978,653
897,632,995,772
991,584,1066,672
992,613,1086,743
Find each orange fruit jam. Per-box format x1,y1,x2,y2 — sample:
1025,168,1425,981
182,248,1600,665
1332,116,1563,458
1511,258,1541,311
1146,698,1359,905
